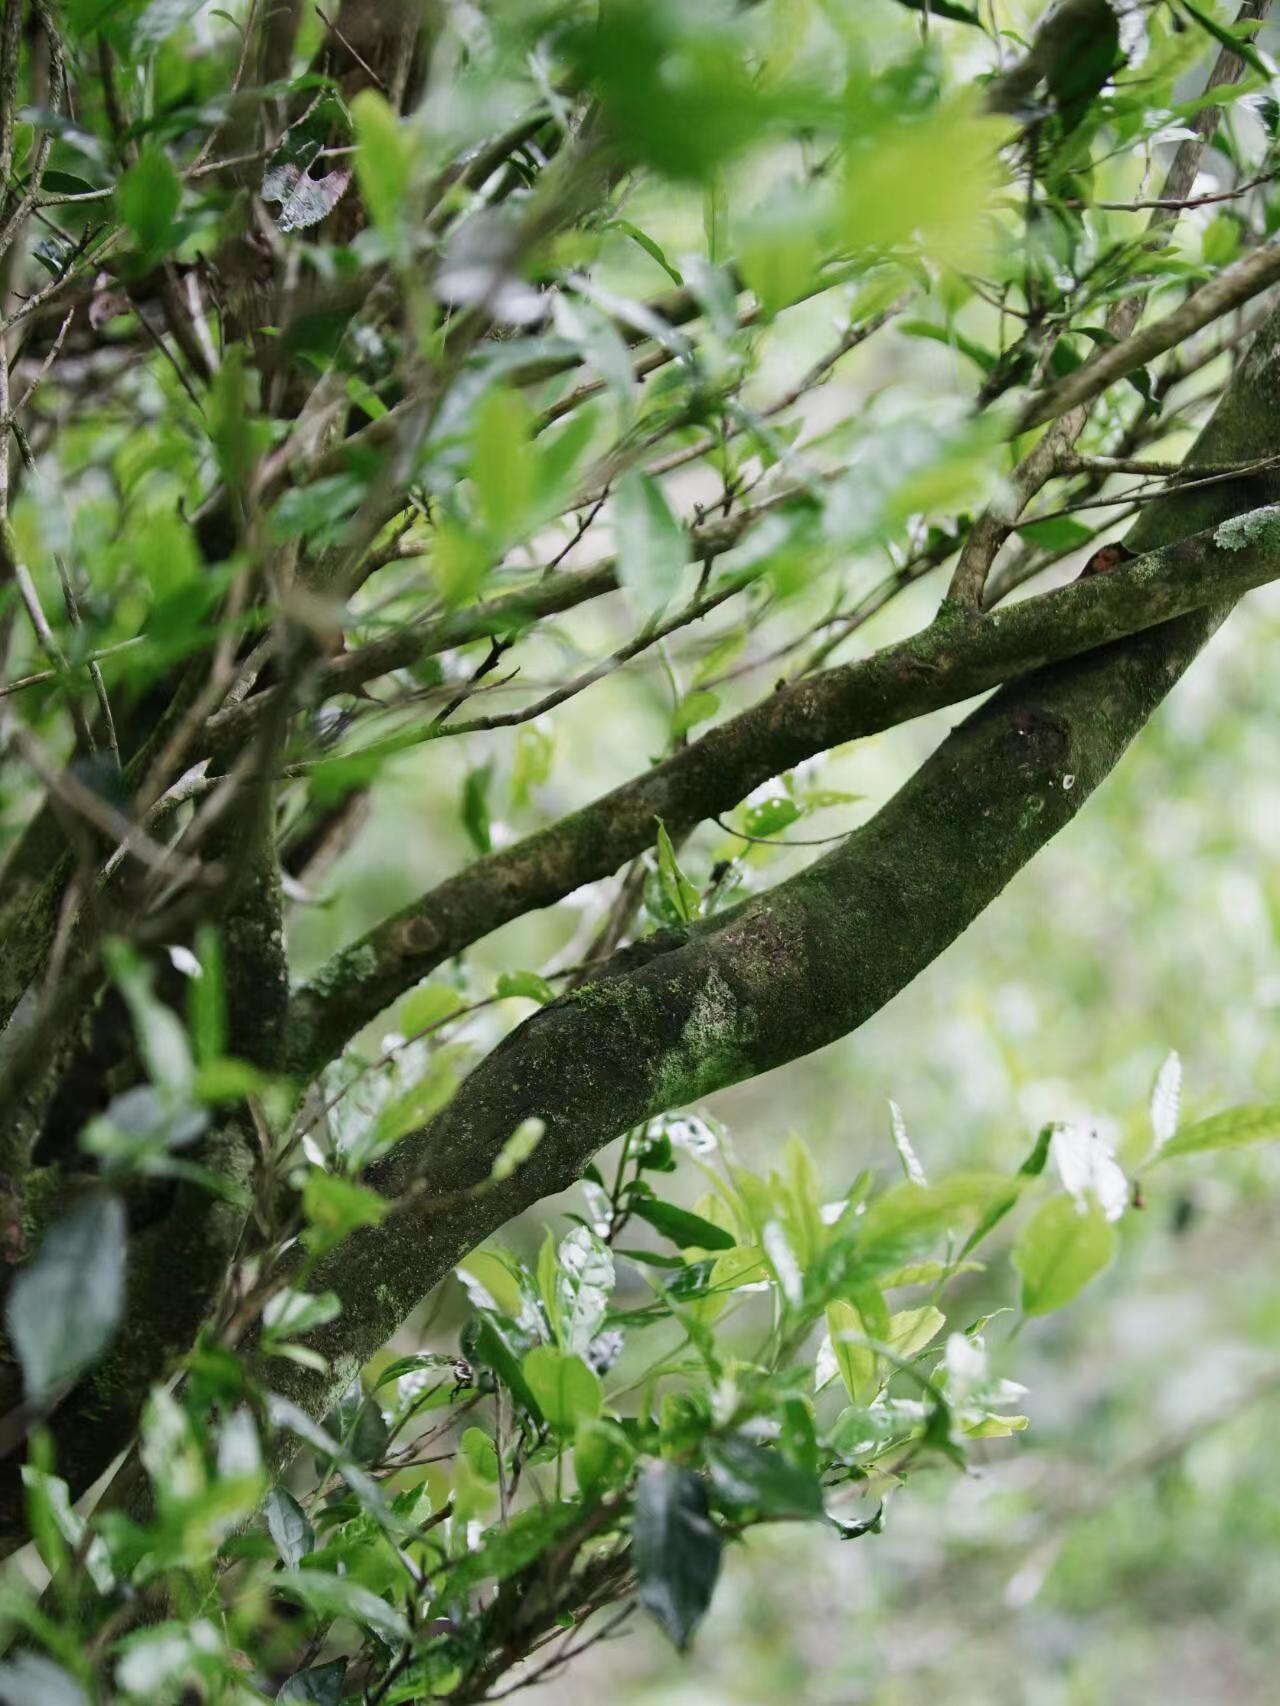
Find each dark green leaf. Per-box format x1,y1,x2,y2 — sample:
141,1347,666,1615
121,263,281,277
629,1196,736,1251
447,1501,584,1594
1045,3,1121,130
892,0,982,20
654,819,699,923
465,1313,543,1419
6,1194,127,1400
1015,516,1096,554
461,761,493,855
705,1434,826,1522
633,1461,722,1650
276,1660,346,1705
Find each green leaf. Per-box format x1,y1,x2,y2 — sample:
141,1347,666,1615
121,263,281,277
495,970,555,1005
1202,213,1241,268
1014,1195,1116,1317
263,1288,342,1343
458,1250,527,1319
743,795,801,837
860,1172,1016,1265
276,1660,346,1704
208,347,265,492
888,1304,946,1360
961,1126,1054,1258
1181,2,1271,78
133,0,204,49
705,1434,825,1522
575,1418,635,1494
300,1173,388,1255
398,983,465,1036
264,1486,314,1569
433,522,490,606
633,1460,722,1651
371,1047,465,1152
892,0,982,21
447,1501,583,1594
607,218,684,285
672,689,720,737
1015,516,1096,554
1159,1101,1280,1158
460,1425,500,1483
509,721,553,808
825,1296,882,1404
536,1230,560,1337
470,386,535,542
105,940,194,1096
117,148,180,254
615,472,688,615
629,1197,736,1251
461,761,493,854
187,925,227,1066
898,318,997,373
739,199,825,317
840,96,1008,271
553,293,636,411
272,1569,411,1643
465,1313,543,1418
6,1194,127,1400
655,819,700,923
521,1346,602,1432
351,88,412,242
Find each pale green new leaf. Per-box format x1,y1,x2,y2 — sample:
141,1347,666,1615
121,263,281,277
1157,1101,1280,1159
1014,1195,1116,1317
615,471,688,615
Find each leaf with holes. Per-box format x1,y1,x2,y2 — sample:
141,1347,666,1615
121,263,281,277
262,131,351,234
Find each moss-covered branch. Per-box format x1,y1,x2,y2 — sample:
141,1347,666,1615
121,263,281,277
287,498,1280,1078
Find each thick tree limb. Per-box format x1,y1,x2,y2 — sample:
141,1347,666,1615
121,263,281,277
287,498,1280,1079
